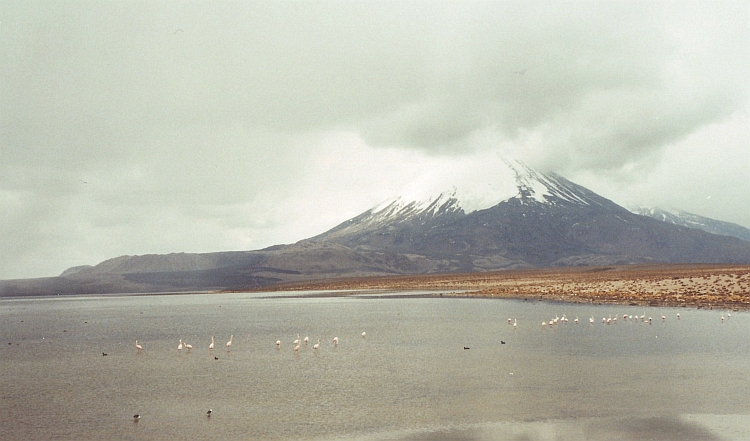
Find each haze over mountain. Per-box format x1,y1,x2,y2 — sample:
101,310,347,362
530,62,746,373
3,160,750,296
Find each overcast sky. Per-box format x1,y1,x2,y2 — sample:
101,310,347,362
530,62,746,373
1,1,748,279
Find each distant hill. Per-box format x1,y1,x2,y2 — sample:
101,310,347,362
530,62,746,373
631,207,750,243
3,160,750,296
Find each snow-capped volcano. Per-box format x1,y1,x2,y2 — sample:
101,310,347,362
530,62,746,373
320,159,620,239
312,159,750,271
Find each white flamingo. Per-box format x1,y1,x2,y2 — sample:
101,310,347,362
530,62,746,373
361,331,367,337
304,336,309,344
209,336,214,350
185,342,192,350
226,335,233,350
589,317,594,324
178,339,183,351
293,343,301,352
276,340,281,348
293,334,300,345
513,319,517,328
135,340,143,350
332,337,339,345
313,339,321,349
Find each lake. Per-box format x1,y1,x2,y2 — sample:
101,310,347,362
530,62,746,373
1,291,749,440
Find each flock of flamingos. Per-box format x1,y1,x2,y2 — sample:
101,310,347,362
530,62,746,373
133,331,368,354
131,308,735,355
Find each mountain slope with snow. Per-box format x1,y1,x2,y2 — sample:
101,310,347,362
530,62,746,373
632,207,750,243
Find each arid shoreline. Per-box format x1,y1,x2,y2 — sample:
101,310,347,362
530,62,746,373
250,264,750,310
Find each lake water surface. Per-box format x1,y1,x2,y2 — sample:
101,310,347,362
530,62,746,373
2,292,749,440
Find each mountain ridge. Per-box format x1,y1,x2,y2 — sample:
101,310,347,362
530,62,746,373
3,161,750,296
632,206,750,243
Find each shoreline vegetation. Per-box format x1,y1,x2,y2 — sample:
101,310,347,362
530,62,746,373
246,264,750,310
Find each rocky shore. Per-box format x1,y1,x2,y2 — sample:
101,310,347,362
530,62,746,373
256,264,750,310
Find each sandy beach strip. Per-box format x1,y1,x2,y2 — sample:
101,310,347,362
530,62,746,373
251,264,750,310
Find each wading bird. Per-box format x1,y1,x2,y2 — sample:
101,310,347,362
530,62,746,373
135,340,143,350
226,335,233,350
209,336,214,350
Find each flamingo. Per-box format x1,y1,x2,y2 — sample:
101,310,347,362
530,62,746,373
185,342,193,350
293,343,301,352
574,317,579,324
304,336,309,344
661,314,666,320
361,331,367,338
508,318,512,324
542,321,547,327
209,336,214,350
313,339,320,350
178,339,183,351
589,317,594,324
676,314,680,319
207,409,212,417
332,336,339,345
293,334,300,345
276,340,281,348
135,340,143,350
513,319,517,328
226,335,233,350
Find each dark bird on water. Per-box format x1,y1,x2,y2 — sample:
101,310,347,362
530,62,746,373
207,409,212,416
133,414,140,421
214,356,219,360
463,347,470,350
501,341,506,344
102,352,108,356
